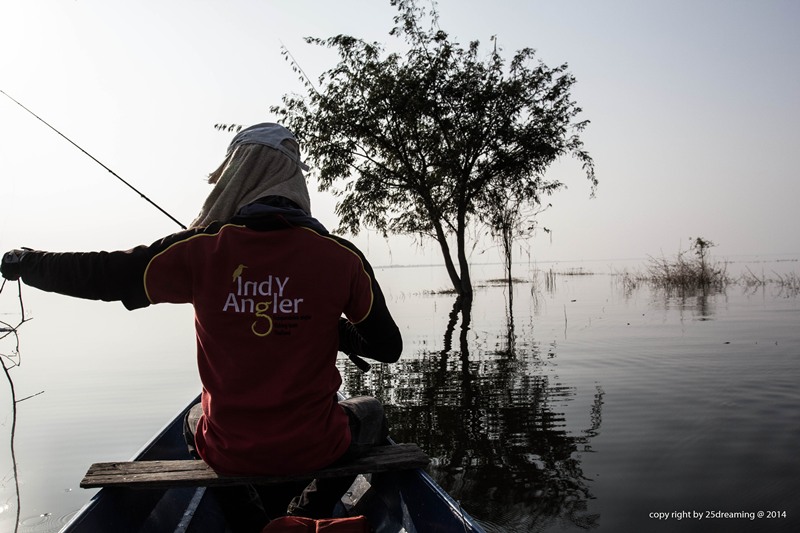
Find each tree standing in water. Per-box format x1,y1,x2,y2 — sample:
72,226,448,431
692,236,715,285
274,0,596,300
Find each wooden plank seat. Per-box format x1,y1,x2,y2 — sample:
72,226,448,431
81,443,429,489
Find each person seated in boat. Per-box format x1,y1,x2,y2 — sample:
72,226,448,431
1,123,403,531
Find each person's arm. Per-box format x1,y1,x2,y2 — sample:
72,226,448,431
1,228,204,310
338,251,402,363
339,304,402,364
10,247,154,309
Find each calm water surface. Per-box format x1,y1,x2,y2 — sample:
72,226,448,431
1,258,798,532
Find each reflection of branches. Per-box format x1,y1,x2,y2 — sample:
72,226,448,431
581,386,604,452
355,294,601,531
500,299,516,359
441,297,463,358
0,279,34,533
649,285,721,321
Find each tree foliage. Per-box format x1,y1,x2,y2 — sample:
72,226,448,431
272,0,596,298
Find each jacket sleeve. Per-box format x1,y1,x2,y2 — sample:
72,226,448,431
338,253,402,364
16,229,202,310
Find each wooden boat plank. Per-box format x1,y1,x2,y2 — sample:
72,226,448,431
81,443,429,489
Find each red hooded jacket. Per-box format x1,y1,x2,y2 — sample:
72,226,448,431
16,199,402,475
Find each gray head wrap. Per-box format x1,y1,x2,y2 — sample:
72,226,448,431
190,123,312,228
228,123,309,171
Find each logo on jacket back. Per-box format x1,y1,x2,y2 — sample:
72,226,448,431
223,264,305,337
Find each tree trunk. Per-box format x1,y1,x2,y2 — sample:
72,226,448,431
502,223,514,318
455,217,473,301
430,216,464,296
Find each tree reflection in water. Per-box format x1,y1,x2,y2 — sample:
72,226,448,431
341,297,603,531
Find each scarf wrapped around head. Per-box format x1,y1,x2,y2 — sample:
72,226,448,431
190,123,311,228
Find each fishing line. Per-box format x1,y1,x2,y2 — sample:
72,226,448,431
0,89,186,230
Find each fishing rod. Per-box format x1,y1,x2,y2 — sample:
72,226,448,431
0,90,186,230
1,91,377,372
0,88,188,533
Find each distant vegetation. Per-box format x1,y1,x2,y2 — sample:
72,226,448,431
645,237,729,291
739,268,799,297
620,238,728,293
620,237,798,297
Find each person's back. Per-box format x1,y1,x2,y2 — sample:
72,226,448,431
148,201,395,475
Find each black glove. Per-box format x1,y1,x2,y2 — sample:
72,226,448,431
338,318,372,372
1,249,29,281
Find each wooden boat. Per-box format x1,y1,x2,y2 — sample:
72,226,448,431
59,395,486,532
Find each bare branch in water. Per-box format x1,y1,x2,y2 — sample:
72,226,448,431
1,279,36,533
16,391,45,404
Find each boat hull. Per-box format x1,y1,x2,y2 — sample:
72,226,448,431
60,396,485,532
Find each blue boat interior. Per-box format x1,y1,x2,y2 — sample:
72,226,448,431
60,398,485,532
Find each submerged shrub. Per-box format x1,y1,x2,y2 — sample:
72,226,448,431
616,239,798,298
636,238,731,293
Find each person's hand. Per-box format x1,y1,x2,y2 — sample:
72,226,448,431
1,249,28,281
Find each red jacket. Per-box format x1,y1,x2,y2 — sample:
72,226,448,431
18,199,402,475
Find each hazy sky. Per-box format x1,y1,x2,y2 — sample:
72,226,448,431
1,0,798,267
